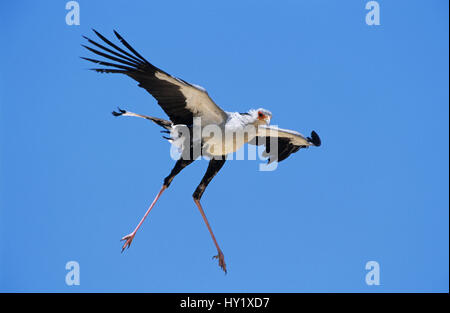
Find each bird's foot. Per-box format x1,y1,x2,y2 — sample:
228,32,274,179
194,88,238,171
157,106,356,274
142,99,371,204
112,107,127,117
120,232,135,252
213,250,227,274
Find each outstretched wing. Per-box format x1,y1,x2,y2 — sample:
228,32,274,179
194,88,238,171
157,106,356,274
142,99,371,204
82,30,228,126
250,125,321,163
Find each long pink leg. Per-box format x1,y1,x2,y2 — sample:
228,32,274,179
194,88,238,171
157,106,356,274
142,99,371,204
194,199,227,274
121,185,167,252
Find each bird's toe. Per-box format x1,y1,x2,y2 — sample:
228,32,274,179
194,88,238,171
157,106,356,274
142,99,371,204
213,251,227,274
120,233,135,253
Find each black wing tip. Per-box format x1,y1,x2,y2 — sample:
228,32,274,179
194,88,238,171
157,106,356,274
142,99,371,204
80,57,98,66
90,29,102,38
113,30,128,44
80,56,97,63
308,131,321,147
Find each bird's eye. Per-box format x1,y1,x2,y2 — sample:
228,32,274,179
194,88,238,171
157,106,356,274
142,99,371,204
258,112,263,118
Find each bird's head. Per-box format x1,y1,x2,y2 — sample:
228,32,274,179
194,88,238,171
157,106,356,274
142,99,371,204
250,108,272,125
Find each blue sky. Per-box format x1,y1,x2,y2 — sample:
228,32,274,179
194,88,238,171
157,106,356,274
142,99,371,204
0,1,448,292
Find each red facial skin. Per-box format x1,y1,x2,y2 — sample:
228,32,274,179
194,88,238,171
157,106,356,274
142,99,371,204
257,111,267,121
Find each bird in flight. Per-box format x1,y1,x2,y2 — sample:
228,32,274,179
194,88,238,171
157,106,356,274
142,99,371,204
82,30,321,273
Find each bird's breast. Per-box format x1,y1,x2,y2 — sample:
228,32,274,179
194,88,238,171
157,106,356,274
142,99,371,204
202,125,253,156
